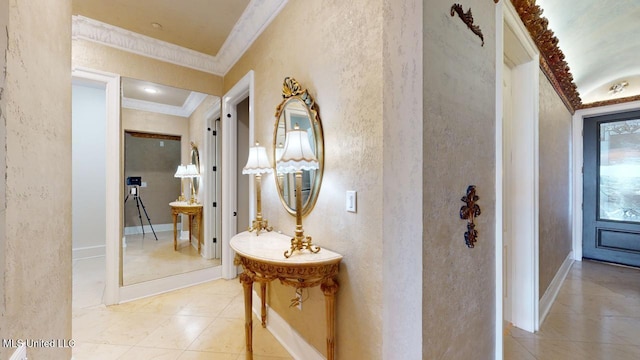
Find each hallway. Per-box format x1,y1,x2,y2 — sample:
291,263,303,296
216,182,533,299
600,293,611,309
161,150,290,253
505,260,640,359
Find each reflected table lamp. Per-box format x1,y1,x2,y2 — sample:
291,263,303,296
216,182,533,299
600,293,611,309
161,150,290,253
276,125,321,258
243,143,273,235
174,164,187,202
184,163,200,204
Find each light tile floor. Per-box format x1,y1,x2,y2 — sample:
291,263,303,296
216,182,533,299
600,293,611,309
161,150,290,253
505,260,640,360
123,230,220,285
72,259,292,359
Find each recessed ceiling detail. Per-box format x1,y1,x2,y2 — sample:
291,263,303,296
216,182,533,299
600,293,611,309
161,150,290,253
122,92,208,117
72,0,288,75
511,0,581,114
609,81,629,95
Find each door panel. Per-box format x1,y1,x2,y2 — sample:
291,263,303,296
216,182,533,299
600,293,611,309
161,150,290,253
583,110,640,267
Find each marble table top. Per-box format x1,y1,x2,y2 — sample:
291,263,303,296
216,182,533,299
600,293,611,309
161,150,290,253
230,231,342,266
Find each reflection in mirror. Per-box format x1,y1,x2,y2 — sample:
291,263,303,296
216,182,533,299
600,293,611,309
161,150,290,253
190,142,201,201
273,78,324,216
121,77,220,285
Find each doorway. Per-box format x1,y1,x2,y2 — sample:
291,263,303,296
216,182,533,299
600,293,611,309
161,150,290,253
71,79,107,308
583,110,640,267
221,70,255,279
501,1,541,336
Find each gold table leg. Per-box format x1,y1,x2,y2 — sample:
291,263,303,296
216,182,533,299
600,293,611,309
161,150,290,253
198,210,203,254
260,282,267,327
240,272,254,360
188,214,193,247
321,277,339,360
172,212,178,251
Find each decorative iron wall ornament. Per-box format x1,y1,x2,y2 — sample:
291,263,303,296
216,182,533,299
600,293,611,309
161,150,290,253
460,185,481,248
450,4,484,46
511,0,581,113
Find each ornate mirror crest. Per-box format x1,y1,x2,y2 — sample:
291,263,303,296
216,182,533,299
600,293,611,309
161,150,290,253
273,77,324,217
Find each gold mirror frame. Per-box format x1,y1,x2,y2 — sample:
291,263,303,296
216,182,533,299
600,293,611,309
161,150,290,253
273,77,324,217
190,142,200,196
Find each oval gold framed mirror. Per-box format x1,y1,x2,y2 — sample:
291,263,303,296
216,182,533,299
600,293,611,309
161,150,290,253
190,142,200,197
273,77,324,216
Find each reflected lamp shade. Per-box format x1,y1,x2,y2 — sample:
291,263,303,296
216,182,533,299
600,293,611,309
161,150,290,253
242,145,273,175
276,128,319,173
174,164,187,178
183,164,199,178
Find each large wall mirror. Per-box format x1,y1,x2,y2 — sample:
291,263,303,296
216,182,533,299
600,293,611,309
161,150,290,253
121,77,220,285
273,77,324,216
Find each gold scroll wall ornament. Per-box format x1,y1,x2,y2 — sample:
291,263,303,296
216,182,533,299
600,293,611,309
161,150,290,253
460,185,481,248
450,4,484,46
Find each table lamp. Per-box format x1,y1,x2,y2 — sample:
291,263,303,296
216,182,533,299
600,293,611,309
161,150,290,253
276,125,321,257
174,164,187,202
243,143,273,234
184,163,199,204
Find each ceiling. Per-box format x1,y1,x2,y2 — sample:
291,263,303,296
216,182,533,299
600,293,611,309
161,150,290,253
73,1,640,109
72,0,286,114
72,0,250,56
121,77,208,118
530,0,640,106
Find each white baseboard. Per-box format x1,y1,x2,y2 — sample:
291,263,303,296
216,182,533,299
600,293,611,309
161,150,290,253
72,245,106,260
119,265,221,303
124,223,174,235
539,251,574,326
252,290,324,360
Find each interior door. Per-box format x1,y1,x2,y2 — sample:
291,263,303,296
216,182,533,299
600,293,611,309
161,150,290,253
583,110,640,267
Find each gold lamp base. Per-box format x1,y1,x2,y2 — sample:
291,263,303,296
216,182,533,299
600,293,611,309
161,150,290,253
248,173,272,235
248,214,273,235
284,228,321,258
283,171,321,258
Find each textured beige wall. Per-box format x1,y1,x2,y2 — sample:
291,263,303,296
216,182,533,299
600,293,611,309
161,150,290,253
72,39,223,96
225,1,384,358
381,0,423,358
538,71,572,297
0,0,8,320
423,0,496,358
0,0,73,359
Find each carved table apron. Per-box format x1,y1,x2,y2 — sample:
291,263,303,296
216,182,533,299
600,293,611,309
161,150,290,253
230,231,343,360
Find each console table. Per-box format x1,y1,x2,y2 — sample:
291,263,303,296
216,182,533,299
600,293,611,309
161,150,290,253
169,201,203,254
230,231,343,360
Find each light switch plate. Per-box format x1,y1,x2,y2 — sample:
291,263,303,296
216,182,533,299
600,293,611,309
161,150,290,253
346,191,357,213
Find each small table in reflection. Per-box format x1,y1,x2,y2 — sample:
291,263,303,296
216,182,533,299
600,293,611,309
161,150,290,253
169,201,203,254
230,231,343,360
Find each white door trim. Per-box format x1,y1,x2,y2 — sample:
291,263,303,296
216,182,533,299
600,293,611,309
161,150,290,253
203,98,221,260
221,70,255,279
571,100,640,262
502,0,541,335
494,4,504,359
72,67,121,305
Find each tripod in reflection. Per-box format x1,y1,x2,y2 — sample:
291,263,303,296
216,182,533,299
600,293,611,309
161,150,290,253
125,185,158,241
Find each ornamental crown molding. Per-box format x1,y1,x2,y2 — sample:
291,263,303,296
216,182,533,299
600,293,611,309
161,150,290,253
71,0,288,76
511,0,582,113
580,94,640,110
